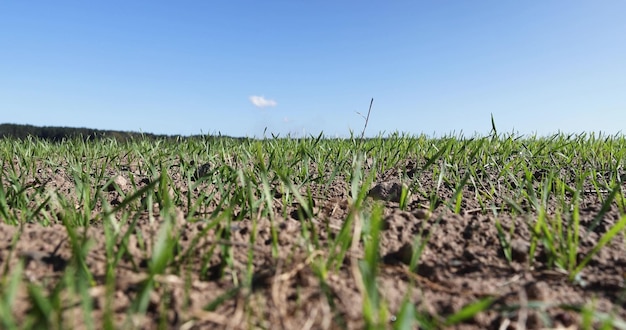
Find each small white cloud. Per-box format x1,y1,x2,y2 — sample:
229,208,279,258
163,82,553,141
283,117,290,123
249,95,277,108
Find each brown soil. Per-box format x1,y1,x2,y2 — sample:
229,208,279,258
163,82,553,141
1,157,625,329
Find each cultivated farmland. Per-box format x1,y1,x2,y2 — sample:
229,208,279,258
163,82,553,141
1,132,626,329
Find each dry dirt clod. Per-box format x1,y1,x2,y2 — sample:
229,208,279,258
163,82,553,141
510,238,530,263
192,163,212,181
525,310,543,330
412,209,432,220
106,175,128,192
396,242,414,265
368,181,406,202
524,281,550,301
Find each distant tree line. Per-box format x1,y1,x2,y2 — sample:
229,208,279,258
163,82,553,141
0,123,250,143
0,123,172,142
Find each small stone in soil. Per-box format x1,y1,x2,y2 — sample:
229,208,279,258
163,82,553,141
368,181,406,202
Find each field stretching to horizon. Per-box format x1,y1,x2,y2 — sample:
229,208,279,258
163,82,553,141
1,128,626,329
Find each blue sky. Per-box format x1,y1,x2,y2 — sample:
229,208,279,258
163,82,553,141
1,1,625,137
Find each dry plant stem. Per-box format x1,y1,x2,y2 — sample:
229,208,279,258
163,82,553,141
186,310,229,327
517,286,528,330
387,264,495,297
227,294,246,330
302,305,320,330
270,251,324,329
271,258,287,329
350,212,366,297
359,98,374,141
275,250,323,282
498,318,511,330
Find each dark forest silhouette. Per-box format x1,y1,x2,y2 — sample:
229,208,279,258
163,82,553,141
0,123,173,141
0,123,250,142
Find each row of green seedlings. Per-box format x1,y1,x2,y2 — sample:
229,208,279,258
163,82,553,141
2,132,626,328
344,132,626,328
0,134,480,329
0,134,366,328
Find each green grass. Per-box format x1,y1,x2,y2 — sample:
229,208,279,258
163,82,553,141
0,130,625,329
